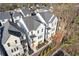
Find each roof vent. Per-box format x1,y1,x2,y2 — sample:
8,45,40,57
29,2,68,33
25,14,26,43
31,12,36,16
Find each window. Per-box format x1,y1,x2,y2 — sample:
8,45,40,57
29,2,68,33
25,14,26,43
16,47,18,50
42,29,43,32
11,49,13,53
31,31,33,35
52,23,53,26
24,49,27,52
15,40,17,44
37,30,39,34
38,35,42,39
7,43,10,47
14,48,16,51
18,53,20,55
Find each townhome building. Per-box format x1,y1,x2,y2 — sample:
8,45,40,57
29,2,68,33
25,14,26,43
22,13,45,52
9,11,31,55
1,21,24,56
35,8,58,41
10,10,45,52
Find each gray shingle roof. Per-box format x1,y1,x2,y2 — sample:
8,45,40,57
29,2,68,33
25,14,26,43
39,10,53,23
9,24,20,32
8,24,21,37
13,12,22,18
23,15,40,31
0,12,11,21
49,16,56,23
21,8,31,16
0,44,7,56
2,21,10,44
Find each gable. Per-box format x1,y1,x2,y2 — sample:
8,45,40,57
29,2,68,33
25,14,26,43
5,35,20,46
39,10,53,23
3,35,24,56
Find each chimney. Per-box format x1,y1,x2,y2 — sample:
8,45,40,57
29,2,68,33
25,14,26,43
9,11,15,23
31,12,36,16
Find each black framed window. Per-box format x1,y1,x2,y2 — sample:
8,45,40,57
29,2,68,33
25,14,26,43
42,29,43,32
7,43,10,47
16,47,18,50
15,40,17,44
11,49,13,53
37,30,39,34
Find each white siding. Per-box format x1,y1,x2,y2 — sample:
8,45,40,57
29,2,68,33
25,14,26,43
29,30,38,51
47,17,58,39
36,24,45,44
48,29,52,38
29,24,45,51
51,17,58,35
31,37,38,52
47,23,52,39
